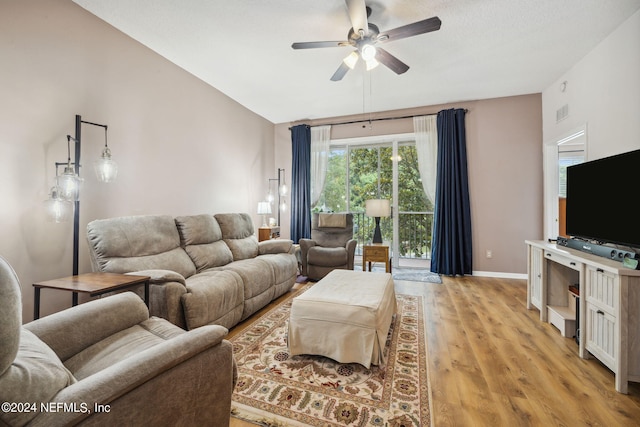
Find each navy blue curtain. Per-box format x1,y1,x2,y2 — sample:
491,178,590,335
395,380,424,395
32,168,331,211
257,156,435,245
290,125,312,243
431,109,473,276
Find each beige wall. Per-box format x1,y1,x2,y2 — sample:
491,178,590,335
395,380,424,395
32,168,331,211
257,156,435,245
1,0,275,321
276,94,544,277
541,10,640,240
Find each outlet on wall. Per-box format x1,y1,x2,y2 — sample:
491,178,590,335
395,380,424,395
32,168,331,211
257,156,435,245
486,249,493,258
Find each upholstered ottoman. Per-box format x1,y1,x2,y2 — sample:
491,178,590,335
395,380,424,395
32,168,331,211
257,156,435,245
288,269,397,368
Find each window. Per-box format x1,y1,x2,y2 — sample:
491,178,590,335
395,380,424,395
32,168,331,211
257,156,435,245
316,135,434,263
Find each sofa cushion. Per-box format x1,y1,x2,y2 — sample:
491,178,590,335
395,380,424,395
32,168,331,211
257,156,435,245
215,213,259,260
0,257,21,377
64,318,186,381
175,215,233,272
176,214,223,245
182,270,244,330
308,246,348,267
0,330,76,427
87,215,196,279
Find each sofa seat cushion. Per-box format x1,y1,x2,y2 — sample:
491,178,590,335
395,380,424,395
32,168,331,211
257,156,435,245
176,215,234,272
219,258,273,300
182,270,244,330
0,330,76,427
259,253,298,285
64,318,186,381
308,246,348,267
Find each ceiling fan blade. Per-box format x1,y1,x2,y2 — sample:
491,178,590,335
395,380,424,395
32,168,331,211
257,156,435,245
292,41,349,49
379,16,441,42
345,0,369,36
330,62,351,81
375,47,409,75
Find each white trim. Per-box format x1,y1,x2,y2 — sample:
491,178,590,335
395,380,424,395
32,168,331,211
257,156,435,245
471,271,528,280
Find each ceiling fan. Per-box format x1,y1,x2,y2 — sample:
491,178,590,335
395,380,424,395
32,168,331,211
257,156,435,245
291,0,441,81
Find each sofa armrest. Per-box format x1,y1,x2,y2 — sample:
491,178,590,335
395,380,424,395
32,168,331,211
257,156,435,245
298,239,316,276
27,325,235,427
24,292,149,362
258,239,293,255
346,239,357,270
127,269,186,285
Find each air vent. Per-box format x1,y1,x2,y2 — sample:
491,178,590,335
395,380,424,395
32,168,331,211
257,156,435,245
556,104,569,123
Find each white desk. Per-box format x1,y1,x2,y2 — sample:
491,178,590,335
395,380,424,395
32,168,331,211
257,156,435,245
526,240,640,393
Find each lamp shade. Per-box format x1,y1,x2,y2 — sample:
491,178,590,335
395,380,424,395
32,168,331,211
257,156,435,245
94,146,118,182
257,201,272,215
365,199,391,218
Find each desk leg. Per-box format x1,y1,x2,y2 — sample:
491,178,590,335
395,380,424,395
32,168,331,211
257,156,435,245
34,287,41,320
72,292,79,306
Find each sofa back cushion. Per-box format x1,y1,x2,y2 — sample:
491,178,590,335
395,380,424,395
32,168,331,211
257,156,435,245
87,215,196,278
175,215,234,272
311,213,354,248
0,329,76,427
214,213,259,260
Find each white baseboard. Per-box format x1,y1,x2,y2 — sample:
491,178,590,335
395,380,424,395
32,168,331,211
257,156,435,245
472,271,527,280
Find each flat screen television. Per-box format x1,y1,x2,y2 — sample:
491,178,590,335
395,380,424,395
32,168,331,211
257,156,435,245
566,148,640,250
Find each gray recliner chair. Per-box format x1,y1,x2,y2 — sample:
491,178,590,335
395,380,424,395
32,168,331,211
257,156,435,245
0,256,237,427
299,213,357,280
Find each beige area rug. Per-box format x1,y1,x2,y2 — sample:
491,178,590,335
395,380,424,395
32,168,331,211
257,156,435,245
230,286,430,426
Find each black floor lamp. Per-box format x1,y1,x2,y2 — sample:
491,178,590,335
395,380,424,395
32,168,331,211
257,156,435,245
45,115,118,276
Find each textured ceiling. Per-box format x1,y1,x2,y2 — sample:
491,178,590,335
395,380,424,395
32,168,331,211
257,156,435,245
73,0,640,124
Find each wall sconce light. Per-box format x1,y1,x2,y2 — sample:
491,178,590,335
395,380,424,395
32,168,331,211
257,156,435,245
44,115,118,276
266,168,287,226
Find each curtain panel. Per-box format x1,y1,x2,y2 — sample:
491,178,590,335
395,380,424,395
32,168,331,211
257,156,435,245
431,108,473,276
310,125,331,208
290,124,312,243
413,115,438,205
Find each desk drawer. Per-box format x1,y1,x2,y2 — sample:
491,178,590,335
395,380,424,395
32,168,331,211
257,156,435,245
544,250,582,271
365,246,388,261
586,267,617,314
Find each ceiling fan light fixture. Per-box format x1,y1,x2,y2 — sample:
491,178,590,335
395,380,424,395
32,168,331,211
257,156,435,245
343,51,359,69
365,57,379,70
360,44,376,61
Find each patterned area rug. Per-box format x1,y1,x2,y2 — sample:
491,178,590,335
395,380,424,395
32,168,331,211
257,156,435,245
230,287,429,426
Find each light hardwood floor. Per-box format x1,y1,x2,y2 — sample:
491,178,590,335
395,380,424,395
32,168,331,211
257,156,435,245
230,276,640,426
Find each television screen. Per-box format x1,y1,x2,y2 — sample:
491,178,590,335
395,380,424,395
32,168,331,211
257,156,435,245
566,149,640,250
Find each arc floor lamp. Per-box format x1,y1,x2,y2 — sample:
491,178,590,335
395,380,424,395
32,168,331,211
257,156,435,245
45,114,118,275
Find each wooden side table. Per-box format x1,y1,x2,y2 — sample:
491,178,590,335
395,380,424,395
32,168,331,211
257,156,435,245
363,244,392,273
33,272,150,320
258,226,280,242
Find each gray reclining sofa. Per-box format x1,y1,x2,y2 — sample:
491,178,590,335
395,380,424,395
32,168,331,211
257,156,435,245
86,213,297,330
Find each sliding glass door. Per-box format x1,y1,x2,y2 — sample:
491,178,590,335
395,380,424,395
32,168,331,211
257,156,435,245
316,134,433,267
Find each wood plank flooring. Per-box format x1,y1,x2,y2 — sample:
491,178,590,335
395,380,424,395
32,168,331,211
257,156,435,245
230,276,640,426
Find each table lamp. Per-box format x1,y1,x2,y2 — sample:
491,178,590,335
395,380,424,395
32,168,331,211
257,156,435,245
257,201,272,227
365,199,391,243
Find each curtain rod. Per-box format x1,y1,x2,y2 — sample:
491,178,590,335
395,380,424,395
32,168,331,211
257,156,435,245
289,109,468,130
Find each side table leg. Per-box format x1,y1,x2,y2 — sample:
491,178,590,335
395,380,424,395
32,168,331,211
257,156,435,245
34,287,41,320
144,280,150,307
72,292,79,306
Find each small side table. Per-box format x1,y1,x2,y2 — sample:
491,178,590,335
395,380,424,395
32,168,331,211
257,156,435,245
363,244,392,273
258,226,280,242
33,272,150,320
